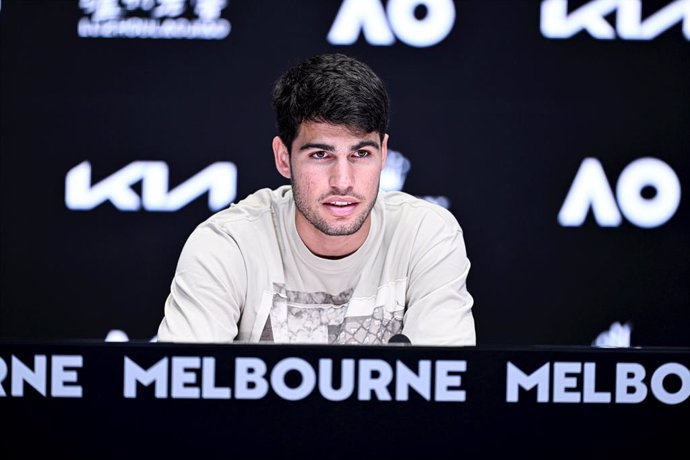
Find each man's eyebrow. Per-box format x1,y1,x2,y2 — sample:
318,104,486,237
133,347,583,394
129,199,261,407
298,140,380,152
299,142,334,152
351,140,380,151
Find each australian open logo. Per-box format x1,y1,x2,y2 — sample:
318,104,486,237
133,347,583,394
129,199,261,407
381,149,411,193
78,0,231,40
381,149,450,209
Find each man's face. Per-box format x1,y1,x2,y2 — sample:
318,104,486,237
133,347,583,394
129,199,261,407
273,121,388,254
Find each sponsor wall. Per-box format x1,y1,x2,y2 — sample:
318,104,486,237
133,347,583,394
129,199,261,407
0,0,688,346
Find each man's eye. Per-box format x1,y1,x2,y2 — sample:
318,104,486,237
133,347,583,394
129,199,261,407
354,150,370,158
311,151,327,159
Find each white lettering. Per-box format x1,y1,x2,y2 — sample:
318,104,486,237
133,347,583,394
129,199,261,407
270,357,316,401
328,0,455,47
123,356,168,398
506,362,550,402
358,359,393,400
51,355,83,398
558,157,681,228
615,363,647,403
510,361,689,404
650,362,690,405
11,355,47,397
615,157,681,228
387,0,456,47
558,157,622,227
395,360,432,401
553,362,581,403
66,161,141,210
328,0,394,45
318,359,355,401
0,355,82,398
541,0,617,39
0,358,6,397
65,161,237,212
234,357,268,399
202,357,231,399
541,0,690,40
171,356,200,399
435,360,466,402
617,0,690,40
78,18,231,40
582,362,611,403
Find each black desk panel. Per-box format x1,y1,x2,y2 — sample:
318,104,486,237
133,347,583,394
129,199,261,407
1,342,687,458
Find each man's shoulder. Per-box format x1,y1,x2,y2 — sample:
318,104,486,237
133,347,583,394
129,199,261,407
203,185,291,231
380,191,461,230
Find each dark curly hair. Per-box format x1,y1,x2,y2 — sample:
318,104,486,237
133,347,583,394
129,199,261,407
272,53,389,152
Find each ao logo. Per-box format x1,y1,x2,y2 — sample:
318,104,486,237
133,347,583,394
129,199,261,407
379,149,450,208
380,149,411,192
65,161,237,212
328,0,455,47
541,0,690,40
558,157,681,228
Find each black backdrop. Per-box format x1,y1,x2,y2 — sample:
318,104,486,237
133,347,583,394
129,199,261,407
1,0,688,346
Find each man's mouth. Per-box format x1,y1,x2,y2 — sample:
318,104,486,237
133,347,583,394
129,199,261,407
323,198,359,217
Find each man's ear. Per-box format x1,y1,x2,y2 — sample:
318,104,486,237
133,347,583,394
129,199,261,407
272,136,291,179
381,133,389,168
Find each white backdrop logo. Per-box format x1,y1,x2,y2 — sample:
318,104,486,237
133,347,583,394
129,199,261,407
381,149,450,208
65,161,237,212
558,157,681,228
541,0,690,40
328,0,456,47
78,0,230,40
593,321,632,348
380,149,411,192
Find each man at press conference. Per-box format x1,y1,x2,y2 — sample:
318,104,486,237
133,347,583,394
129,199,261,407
157,53,475,345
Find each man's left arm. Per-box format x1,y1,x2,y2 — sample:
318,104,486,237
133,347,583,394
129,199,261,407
402,212,476,346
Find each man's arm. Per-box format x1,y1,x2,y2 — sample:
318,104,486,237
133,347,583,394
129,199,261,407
157,223,246,343
402,212,476,346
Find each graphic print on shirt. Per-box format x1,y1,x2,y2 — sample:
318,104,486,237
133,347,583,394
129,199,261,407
265,280,406,344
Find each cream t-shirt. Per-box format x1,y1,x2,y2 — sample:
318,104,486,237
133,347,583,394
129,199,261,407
158,185,475,345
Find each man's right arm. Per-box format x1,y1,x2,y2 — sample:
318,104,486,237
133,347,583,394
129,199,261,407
157,223,246,343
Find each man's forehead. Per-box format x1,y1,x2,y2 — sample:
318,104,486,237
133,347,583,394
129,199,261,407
295,121,380,145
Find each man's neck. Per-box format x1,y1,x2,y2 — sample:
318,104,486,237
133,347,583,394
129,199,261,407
295,216,371,259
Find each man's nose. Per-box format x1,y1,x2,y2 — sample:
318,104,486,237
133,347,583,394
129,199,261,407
329,158,355,192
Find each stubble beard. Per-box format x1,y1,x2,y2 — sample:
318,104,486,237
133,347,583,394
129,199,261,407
291,180,377,237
